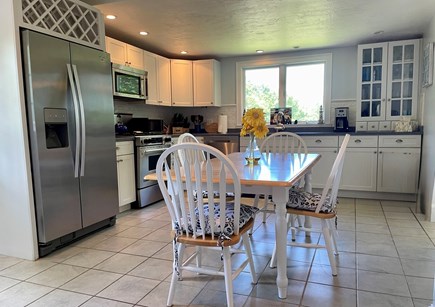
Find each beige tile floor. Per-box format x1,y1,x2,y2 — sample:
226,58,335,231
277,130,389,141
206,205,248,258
0,198,434,306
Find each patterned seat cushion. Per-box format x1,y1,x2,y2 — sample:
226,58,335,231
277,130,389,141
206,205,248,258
286,189,335,213
181,204,259,236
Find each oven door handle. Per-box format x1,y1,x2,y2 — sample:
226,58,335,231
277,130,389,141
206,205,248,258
142,148,168,155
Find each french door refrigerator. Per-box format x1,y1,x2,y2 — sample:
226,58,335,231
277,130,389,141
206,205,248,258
22,30,118,256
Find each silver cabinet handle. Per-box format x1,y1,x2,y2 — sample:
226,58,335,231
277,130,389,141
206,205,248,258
355,139,362,143
315,140,322,143
379,151,383,154
117,159,123,163
396,139,403,143
116,146,120,150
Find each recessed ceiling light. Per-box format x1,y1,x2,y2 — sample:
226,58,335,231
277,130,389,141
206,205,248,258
374,30,384,35
180,51,188,54
106,15,116,20
256,50,264,53
139,31,148,36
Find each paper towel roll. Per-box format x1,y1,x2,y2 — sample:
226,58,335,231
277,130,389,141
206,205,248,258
218,114,228,134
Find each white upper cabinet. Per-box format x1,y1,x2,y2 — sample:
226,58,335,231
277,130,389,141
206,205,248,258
143,51,158,103
171,59,193,106
157,55,172,105
193,59,221,106
105,36,144,70
385,40,420,120
144,52,172,106
356,39,420,121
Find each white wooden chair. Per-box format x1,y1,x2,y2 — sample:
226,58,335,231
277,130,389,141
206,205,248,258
177,132,234,201
177,132,205,164
269,134,351,276
156,143,258,307
250,132,308,235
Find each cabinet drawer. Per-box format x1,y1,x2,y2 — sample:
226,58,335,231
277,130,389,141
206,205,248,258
378,135,421,148
340,135,378,148
302,136,338,148
116,141,134,155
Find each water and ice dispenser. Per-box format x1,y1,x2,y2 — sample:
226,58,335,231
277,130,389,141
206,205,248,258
44,108,68,148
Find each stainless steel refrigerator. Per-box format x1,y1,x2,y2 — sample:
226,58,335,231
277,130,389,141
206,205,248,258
22,30,119,256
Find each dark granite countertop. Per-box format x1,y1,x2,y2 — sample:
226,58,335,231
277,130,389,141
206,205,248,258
119,127,422,140
115,135,135,142
186,127,423,137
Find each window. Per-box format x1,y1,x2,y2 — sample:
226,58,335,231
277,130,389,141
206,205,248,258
236,54,332,126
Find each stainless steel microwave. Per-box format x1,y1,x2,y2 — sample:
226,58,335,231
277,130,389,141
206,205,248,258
112,63,148,100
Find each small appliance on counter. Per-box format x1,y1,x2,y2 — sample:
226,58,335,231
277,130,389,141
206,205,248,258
115,113,132,135
126,118,164,135
334,107,349,132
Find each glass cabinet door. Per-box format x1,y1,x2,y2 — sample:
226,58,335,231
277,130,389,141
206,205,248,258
357,43,387,121
386,40,420,120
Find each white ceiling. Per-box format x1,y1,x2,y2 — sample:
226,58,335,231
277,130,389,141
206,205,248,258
84,0,435,59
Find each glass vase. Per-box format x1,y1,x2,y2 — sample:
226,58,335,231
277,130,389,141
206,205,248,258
245,134,261,165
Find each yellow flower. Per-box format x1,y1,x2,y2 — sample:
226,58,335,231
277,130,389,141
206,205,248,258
240,107,269,139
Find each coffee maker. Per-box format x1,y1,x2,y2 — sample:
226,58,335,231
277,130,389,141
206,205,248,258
334,107,349,132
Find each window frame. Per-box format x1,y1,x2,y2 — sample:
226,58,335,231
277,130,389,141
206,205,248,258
236,53,332,126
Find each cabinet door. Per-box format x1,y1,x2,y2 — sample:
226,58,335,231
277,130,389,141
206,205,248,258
126,44,144,69
307,148,338,189
105,37,126,65
157,56,172,106
116,154,136,206
377,148,420,193
193,59,221,106
171,59,193,106
386,40,420,120
356,43,388,121
340,148,378,191
144,51,158,104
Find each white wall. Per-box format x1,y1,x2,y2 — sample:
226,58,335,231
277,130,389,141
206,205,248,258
419,17,435,221
0,0,38,259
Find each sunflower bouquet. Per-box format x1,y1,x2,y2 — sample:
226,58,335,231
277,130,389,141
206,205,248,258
240,108,269,164
240,108,269,139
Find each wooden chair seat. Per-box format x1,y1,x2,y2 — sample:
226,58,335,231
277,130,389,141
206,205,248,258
285,207,336,219
173,218,254,247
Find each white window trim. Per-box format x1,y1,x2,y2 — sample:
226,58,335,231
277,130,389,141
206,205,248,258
236,53,333,126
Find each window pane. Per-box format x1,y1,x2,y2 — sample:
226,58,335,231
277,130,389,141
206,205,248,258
244,67,279,121
286,63,324,122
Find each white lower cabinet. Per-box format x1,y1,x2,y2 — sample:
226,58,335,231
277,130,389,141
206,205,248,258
340,147,378,191
339,135,378,191
377,135,421,193
302,136,338,189
116,141,136,208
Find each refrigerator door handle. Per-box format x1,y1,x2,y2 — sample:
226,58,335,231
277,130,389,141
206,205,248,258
66,64,81,178
72,64,86,177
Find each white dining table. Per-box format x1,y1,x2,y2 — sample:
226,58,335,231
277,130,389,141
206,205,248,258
213,152,321,299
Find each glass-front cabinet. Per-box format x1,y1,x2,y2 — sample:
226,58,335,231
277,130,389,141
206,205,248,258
357,39,420,121
357,43,388,121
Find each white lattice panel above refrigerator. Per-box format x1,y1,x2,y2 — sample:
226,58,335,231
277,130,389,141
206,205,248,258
19,0,105,50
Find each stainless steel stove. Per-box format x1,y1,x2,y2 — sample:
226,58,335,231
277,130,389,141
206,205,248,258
134,135,171,208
